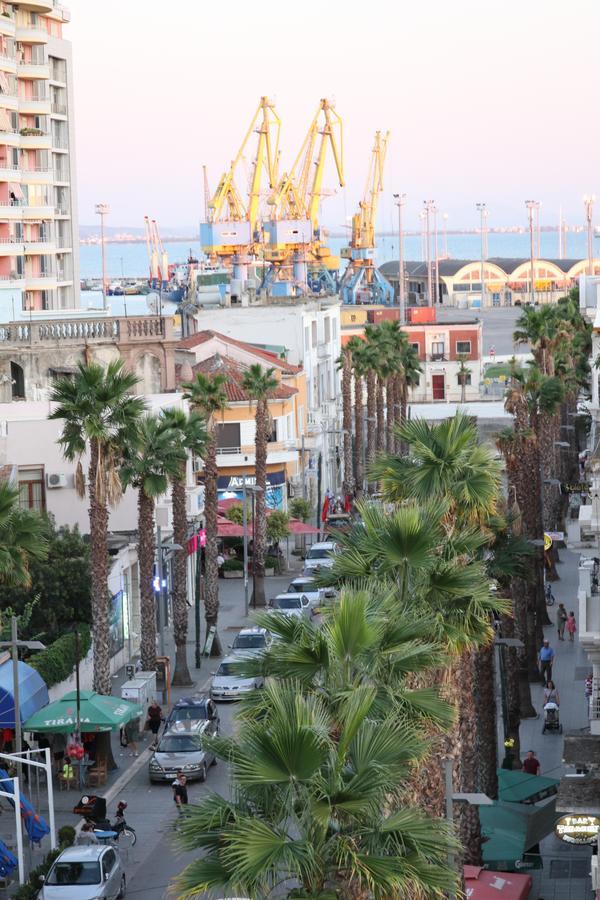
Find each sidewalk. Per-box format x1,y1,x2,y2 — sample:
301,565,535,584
519,547,594,899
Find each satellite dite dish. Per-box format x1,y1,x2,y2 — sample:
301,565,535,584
146,292,159,314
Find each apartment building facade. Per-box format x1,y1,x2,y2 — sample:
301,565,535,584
0,1,78,313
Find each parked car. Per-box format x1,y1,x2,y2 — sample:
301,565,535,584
39,845,125,899
210,655,265,701
303,541,339,573
229,626,272,656
163,696,219,732
287,577,336,608
268,593,312,620
149,719,218,783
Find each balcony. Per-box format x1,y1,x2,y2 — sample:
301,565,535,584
0,52,16,71
15,25,49,43
18,97,50,115
0,315,172,347
17,60,50,80
50,102,66,116
54,205,69,216
428,353,448,362
0,16,15,38
23,239,54,254
0,235,21,252
0,162,18,180
216,440,298,468
317,342,332,359
0,199,26,218
22,203,54,218
17,3,53,12
0,127,19,146
0,272,24,287
25,271,56,289
20,165,52,183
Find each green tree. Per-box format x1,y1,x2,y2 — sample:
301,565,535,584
266,508,290,544
336,343,355,496
158,409,209,685
241,364,279,607
121,415,184,672
183,372,228,654
457,354,472,404
0,483,48,589
289,497,312,522
49,361,144,694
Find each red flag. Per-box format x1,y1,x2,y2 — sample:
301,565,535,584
321,495,330,523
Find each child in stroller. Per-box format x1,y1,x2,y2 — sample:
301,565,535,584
542,680,562,733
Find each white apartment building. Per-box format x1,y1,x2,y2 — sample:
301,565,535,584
0,1,78,314
201,297,344,493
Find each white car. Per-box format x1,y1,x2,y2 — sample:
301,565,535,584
303,541,339,573
287,577,335,609
39,845,125,899
210,655,264,701
229,626,272,656
268,593,312,620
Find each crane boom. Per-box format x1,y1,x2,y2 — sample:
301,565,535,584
307,99,344,232
351,130,389,250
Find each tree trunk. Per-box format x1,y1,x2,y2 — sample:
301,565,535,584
342,351,354,497
456,650,484,865
252,398,268,608
510,576,537,716
171,467,192,686
366,370,376,490
376,374,385,453
203,432,222,654
88,439,111,695
138,489,157,672
474,642,498,799
353,373,364,496
500,610,524,760
385,378,394,453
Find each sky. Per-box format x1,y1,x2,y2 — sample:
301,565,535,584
68,0,598,233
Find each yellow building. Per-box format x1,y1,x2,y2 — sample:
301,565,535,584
177,330,308,509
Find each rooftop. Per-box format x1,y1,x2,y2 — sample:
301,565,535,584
179,330,303,375
190,353,298,403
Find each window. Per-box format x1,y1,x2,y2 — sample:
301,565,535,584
311,321,317,347
324,317,330,342
215,422,240,451
456,340,471,355
411,342,420,354
268,420,277,443
102,849,116,879
431,342,445,360
304,325,309,351
332,318,338,340
18,466,44,512
457,372,472,385
10,361,24,398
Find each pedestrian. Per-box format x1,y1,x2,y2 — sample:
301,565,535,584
543,680,560,706
539,639,555,685
122,718,139,757
585,673,593,712
522,750,541,776
566,610,577,642
556,603,568,641
217,552,225,576
173,771,188,814
146,699,162,748
76,823,99,845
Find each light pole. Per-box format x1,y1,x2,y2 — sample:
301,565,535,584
584,194,596,276
476,202,487,308
155,527,182,658
244,483,262,612
525,201,539,306
442,212,449,258
433,203,439,305
393,192,406,322
424,200,435,305
95,202,109,310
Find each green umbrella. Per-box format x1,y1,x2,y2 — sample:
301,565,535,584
22,690,142,734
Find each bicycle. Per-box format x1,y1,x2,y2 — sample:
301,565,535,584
85,800,137,848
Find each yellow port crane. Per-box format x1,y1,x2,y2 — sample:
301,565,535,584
340,130,394,305
264,98,344,295
201,97,281,278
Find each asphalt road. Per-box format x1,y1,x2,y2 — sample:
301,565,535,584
436,306,528,356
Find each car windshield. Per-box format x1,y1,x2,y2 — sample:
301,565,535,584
216,662,241,676
308,548,330,559
290,582,312,593
273,597,301,609
157,735,202,753
170,705,206,722
47,862,101,886
232,634,265,650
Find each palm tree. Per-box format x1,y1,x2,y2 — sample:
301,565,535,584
348,337,366,494
175,589,460,900
0,483,48,586
457,354,472,404
49,361,144,694
158,409,209,685
241,364,279,608
183,372,227,654
336,343,355,498
121,415,183,672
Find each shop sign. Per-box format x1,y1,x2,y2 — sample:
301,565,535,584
218,470,285,490
555,814,600,844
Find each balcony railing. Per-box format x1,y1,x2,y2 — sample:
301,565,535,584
0,315,173,346
51,103,66,115
428,353,448,362
54,205,68,214
52,137,67,149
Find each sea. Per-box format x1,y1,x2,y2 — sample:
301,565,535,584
78,230,593,280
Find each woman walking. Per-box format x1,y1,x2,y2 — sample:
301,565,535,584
543,680,560,707
146,699,162,749
566,610,577,642
556,603,568,641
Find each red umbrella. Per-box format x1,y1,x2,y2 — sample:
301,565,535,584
216,518,245,538
287,518,320,535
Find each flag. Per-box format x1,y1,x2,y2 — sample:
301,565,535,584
321,495,330,523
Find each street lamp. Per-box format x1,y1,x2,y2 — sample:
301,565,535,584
243,483,262,613
155,527,183,657
95,202,109,310
392,192,406,322
584,194,596,276
423,200,435,305
525,200,539,305
476,202,487,308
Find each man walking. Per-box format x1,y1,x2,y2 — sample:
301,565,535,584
556,603,568,641
539,639,555,685
522,750,541,776
172,771,188,815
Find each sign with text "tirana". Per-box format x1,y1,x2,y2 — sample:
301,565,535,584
555,814,600,844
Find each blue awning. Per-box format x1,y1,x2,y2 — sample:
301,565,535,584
0,660,49,729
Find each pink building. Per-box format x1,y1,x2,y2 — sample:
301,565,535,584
0,1,78,312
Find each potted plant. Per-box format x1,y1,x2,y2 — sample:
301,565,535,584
264,555,277,577
223,558,243,579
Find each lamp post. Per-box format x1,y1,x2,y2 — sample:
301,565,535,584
476,202,487,308
155,527,183,658
95,202,109,310
423,200,435,305
243,483,262,612
393,192,406,322
525,200,539,305
584,194,596,276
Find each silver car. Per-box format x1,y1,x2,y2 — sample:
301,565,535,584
210,655,265,701
149,719,218,783
229,626,272,656
303,541,339,573
40,845,125,899
268,593,312,620
287,577,336,609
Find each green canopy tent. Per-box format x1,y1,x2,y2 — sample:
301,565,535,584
498,768,559,805
22,690,142,734
480,799,558,872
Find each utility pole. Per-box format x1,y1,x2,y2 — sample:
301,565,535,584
95,202,109,311
0,619,44,785
476,203,487,308
393,193,406,322
433,204,439,305
242,475,249,617
584,194,596,276
156,525,165,658
301,433,306,499
424,200,434,305
525,201,539,306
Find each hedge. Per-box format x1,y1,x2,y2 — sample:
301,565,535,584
223,558,243,572
28,627,91,689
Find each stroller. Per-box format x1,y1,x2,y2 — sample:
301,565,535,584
542,701,562,734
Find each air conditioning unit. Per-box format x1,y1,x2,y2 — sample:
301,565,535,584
192,456,203,473
46,472,67,489
186,486,204,517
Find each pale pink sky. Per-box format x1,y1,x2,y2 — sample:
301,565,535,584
69,0,597,232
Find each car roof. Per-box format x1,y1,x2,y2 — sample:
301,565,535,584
54,845,108,862
291,576,315,583
236,626,267,636
173,696,211,708
310,541,336,549
162,720,208,737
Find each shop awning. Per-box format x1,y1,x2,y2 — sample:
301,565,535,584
0,659,49,729
464,866,532,899
217,518,245,538
479,799,558,871
23,690,142,734
288,519,320,535
498,768,559,804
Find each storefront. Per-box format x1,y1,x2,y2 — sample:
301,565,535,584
218,469,286,510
